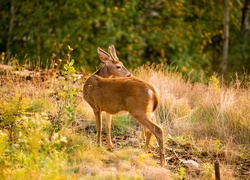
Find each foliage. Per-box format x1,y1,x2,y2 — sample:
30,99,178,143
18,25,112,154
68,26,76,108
0,93,30,125
0,0,249,76
178,167,186,180
48,46,78,137
60,46,78,124
202,162,214,179
0,113,67,179
0,62,250,178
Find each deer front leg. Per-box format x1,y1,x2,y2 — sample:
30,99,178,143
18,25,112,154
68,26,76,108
105,113,113,148
94,111,102,146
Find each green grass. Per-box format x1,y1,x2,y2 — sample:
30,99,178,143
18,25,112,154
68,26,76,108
109,114,136,136
0,64,249,179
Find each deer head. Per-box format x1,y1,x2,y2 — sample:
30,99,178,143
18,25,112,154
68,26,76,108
95,45,132,78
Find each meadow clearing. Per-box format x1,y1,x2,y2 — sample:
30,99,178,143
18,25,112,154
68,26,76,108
0,62,249,179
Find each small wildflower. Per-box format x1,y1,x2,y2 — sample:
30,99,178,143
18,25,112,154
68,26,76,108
60,136,68,143
52,133,59,141
68,45,73,52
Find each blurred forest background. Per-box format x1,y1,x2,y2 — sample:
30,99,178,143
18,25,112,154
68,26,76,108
0,0,250,76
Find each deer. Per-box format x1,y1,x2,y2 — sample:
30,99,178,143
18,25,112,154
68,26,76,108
83,45,165,166
88,45,132,149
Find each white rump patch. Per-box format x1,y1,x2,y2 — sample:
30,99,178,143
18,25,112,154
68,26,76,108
148,89,154,98
149,112,154,119
147,90,155,113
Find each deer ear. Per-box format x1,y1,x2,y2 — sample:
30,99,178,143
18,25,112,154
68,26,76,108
97,47,110,62
110,45,119,60
108,46,116,63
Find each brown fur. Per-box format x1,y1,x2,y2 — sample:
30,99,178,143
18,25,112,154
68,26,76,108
84,75,159,115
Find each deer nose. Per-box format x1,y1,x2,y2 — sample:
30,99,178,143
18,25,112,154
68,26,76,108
127,73,133,77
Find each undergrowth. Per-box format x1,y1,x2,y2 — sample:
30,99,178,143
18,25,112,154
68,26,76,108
0,59,249,179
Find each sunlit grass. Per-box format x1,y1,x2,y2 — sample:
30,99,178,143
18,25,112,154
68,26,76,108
136,65,250,145
135,64,249,179
109,114,136,136
0,64,249,179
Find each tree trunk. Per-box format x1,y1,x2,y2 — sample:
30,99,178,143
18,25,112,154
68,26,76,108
6,2,15,62
222,0,230,75
241,0,250,38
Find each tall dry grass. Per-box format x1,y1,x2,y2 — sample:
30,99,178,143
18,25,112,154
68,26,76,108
135,65,250,146
1,64,249,179
134,64,250,179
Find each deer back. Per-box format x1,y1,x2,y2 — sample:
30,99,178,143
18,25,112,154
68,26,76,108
83,75,159,115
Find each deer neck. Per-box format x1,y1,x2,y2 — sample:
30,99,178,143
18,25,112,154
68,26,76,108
94,65,111,78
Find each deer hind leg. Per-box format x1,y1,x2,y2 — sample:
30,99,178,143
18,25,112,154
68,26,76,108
105,112,113,148
144,127,152,150
132,112,165,166
94,111,102,146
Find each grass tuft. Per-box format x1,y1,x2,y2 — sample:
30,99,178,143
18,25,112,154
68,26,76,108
0,64,249,179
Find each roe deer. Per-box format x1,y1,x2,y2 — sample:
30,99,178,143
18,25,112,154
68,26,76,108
89,45,132,149
83,46,165,166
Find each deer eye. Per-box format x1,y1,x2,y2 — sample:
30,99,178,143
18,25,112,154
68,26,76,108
116,65,121,69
